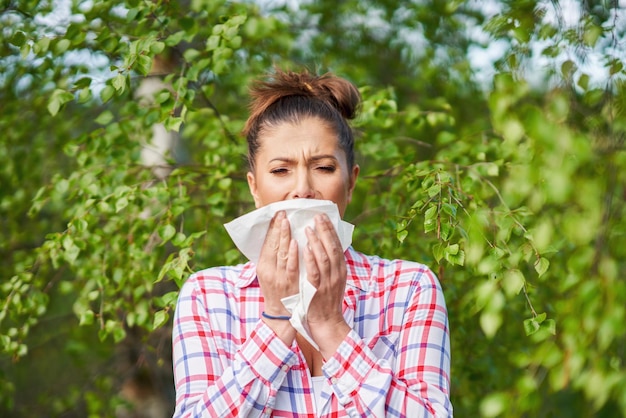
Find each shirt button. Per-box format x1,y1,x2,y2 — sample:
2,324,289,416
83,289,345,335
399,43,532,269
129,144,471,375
331,377,338,384
281,365,289,372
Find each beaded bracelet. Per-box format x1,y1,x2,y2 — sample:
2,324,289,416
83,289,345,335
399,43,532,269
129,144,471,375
262,311,292,321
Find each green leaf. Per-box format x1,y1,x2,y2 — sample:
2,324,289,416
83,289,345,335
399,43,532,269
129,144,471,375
75,219,88,233
153,310,169,330
9,31,27,47
20,43,31,58
397,229,408,243
34,36,51,54
445,249,465,266
95,110,114,125
206,35,221,51
154,291,179,309
164,116,183,132
480,310,502,339
229,14,247,26
534,257,550,277
47,89,74,116
115,196,129,212
441,203,457,218
523,317,540,336
136,54,153,76
183,48,201,62
229,36,242,49
561,60,576,78
485,162,499,177
62,235,80,264
98,328,107,342
544,319,556,335
150,41,165,54
424,205,437,220
503,269,525,297
100,85,115,103
165,31,185,47
446,243,459,255
126,7,139,22
218,177,232,190
578,73,590,90
432,242,445,263
159,225,176,243
427,183,441,197
112,74,126,92
440,222,452,241
536,312,547,323
47,98,61,117
480,392,509,418
54,38,71,54
79,310,95,326
424,218,436,234
78,87,91,103
583,24,602,47
156,252,176,282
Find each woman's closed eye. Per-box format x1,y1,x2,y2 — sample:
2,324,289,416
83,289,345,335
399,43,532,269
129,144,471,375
270,167,289,175
316,165,336,173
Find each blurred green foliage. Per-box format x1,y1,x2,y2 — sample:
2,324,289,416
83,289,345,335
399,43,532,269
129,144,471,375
1,0,625,416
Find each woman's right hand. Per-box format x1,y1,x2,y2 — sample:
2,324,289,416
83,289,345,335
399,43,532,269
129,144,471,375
256,210,299,317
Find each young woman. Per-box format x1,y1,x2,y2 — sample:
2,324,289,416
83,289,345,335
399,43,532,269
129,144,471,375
172,69,452,417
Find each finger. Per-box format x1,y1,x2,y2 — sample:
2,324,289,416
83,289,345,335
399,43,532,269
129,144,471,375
314,214,343,262
286,239,299,277
276,217,291,267
303,240,320,288
305,224,330,275
260,211,284,258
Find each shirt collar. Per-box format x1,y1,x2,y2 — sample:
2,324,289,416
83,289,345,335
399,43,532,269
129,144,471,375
236,261,258,288
344,246,369,292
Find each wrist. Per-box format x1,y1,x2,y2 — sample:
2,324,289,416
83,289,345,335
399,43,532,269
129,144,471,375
310,320,350,359
262,311,291,321
262,314,296,346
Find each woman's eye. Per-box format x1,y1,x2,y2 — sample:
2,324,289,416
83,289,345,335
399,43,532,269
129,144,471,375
317,166,336,172
270,168,288,175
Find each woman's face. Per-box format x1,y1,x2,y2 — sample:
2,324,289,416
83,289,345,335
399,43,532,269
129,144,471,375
246,117,359,217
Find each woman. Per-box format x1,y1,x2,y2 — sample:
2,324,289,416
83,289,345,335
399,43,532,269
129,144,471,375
172,69,452,417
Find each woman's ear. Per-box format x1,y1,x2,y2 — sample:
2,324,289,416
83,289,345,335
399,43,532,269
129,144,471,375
347,164,360,203
247,171,261,208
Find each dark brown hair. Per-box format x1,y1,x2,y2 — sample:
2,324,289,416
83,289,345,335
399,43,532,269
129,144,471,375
242,68,361,170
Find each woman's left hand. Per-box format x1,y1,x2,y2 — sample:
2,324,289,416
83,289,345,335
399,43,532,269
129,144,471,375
304,214,351,356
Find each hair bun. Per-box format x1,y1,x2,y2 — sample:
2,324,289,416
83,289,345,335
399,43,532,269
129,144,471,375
250,68,361,121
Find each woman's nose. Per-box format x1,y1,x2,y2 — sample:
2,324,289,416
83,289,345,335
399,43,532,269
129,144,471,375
291,171,315,199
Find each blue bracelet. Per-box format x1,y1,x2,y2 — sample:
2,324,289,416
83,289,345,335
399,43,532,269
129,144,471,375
262,311,292,321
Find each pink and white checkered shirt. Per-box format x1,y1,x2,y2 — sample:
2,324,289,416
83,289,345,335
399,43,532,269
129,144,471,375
172,247,452,417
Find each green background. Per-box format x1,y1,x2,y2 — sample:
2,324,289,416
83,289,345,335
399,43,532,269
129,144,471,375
1,0,625,416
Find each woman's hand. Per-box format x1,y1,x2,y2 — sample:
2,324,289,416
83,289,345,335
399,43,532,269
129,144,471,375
304,214,351,357
256,210,299,317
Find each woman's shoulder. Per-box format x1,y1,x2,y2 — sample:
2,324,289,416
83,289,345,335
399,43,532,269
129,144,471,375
346,249,438,283
183,261,256,291
348,247,436,277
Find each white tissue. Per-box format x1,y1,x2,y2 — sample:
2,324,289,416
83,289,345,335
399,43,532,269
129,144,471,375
224,199,354,350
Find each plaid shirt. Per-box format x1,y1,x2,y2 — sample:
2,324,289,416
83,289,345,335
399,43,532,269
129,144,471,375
172,247,452,417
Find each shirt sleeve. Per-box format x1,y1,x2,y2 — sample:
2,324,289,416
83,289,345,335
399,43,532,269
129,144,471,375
172,274,298,418
322,266,453,417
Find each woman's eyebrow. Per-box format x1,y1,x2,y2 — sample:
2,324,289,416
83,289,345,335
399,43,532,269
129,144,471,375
309,154,338,162
268,154,338,164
